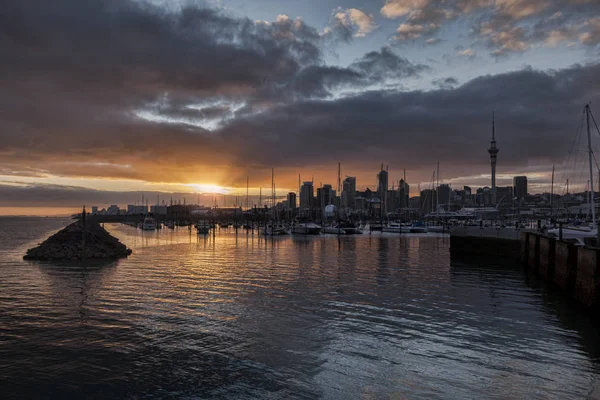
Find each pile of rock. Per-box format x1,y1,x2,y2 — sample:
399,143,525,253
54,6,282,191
24,220,132,261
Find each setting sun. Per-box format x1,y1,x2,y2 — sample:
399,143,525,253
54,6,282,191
186,184,230,194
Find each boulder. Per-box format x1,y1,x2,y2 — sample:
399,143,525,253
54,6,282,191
24,220,132,261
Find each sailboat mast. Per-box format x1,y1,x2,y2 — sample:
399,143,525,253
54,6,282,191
431,170,435,214
246,176,249,210
436,161,439,214
550,165,555,217
586,104,596,227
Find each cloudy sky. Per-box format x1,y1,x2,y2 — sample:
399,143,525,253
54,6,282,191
1,0,600,213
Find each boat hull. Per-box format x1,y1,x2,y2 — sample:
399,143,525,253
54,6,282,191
291,225,321,235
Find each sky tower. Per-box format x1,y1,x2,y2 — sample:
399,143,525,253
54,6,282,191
488,113,499,205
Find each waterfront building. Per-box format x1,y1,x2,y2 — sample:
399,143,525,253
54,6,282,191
286,192,296,210
398,179,410,208
514,176,528,198
377,168,388,204
342,176,356,209
300,181,314,210
420,189,437,214
437,184,451,209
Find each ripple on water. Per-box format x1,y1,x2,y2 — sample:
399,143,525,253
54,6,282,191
0,219,599,399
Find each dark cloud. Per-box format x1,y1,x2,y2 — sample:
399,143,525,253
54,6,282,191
432,77,459,89
216,62,600,184
1,0,599,201
350,47,430,83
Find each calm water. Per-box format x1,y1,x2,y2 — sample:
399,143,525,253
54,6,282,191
1,217,599,399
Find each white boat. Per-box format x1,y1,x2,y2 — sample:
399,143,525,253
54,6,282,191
291,220,321,235
382,222,402,233
262,223,289,236
547,227,596,246
400,223,428,233
142,216,157,230
323,221,362,235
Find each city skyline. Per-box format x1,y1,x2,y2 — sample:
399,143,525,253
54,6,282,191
1,0,600,215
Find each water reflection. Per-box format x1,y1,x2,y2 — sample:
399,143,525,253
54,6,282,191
0,221,598,399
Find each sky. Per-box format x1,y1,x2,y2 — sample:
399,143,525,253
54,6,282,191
1,0,600,214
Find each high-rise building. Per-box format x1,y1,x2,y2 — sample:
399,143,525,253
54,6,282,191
286,192,296,209
513,176,527,198
463,186,472,200
488,114,499,204
300,181,314,210
316,184,334,209
386,190,396,213
496,186,514,205
398,179,410,208
437,184,451,207
420,189,437,214
377,168,388,206
342,176,356,209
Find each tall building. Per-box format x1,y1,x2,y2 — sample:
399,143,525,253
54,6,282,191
496,186,514,205
488,113,499,204
437,184,451,208
420,189,437,214
342,176,356,209
463,186,472,200
316,184,334,208
513,176,527,198
286,192,296,209
398,179,410,208
300,181,314,210
377,168,388,203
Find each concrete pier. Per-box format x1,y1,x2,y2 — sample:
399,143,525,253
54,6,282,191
528,234,540,272
538,237,555,280
576,247,600,309
521,233,600,312
554,241,577,292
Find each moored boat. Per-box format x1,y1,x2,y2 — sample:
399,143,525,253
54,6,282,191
142,215,157,231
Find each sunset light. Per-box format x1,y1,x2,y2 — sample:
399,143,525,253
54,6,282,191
2,0,600,398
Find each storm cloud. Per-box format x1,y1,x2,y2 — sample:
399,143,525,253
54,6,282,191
0,0,599,205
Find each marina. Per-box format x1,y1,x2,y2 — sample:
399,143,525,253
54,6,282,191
2,217,600,398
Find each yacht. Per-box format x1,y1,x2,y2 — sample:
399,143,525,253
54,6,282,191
291,219,321,235
547,226,596,246
323,221,363,235
142,215,157,230
382,222,402,233
261,223,289,236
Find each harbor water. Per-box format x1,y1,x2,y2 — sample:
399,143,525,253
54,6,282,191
1,217,599,399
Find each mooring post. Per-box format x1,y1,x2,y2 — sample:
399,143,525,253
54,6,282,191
559,222,563,241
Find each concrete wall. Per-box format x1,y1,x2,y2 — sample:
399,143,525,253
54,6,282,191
554,241,577,292
520,232,529,265
576,247,599,309
450,226,534,240
528,234,540,272
450,236,521,259
538,237,555,279
522,233,599,310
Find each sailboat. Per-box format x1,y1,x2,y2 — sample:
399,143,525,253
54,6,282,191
262,168,289,236
548,104,598,245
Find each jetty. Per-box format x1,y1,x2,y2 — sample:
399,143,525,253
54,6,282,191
450,225,600,312
24,211,131,261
